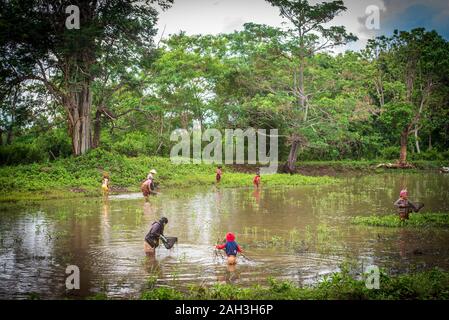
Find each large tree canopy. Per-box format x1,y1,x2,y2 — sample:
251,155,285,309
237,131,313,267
0,0,173,155
266,0,357,172
1,1,448,167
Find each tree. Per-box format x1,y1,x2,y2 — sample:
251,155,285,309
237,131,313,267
0,0,172,155
0,81,46,145
367,29,449,165
266,0,357,172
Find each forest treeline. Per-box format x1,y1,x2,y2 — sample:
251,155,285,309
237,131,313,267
1,1,448,169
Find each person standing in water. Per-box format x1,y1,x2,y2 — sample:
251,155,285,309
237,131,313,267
216,166,222,183
141,169,157,201
394,189,423,221
253,170,261,189
144,217,168,255
101,172,110,196
215,232,243,265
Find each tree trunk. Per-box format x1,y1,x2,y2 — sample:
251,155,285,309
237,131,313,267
414,126,420,154
285,138,300,174
428,134,432,150
299,52,307,121
0,129,3,146
92,109,101,149
67,84,92,156
6,126,13,144
399,130,408,166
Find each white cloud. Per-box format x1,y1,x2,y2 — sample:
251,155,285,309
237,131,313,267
155,0,448,52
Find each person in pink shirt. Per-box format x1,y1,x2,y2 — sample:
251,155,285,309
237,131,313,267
216,165,222,183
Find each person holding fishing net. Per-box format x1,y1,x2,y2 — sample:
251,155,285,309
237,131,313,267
144,217,177,255
394,189,424,221
215,232,243,265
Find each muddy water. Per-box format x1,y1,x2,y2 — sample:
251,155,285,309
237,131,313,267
1,172,449,299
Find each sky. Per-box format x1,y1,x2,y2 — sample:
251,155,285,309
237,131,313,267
155,0,449,52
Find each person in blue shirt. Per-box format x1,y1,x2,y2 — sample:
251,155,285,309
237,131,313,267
215,232,243,265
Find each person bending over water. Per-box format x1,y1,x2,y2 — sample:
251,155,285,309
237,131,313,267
215,232,243,265
144,217,168,255
141,169,157,201
394,189,423,221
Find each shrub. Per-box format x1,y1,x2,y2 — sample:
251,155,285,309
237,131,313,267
380,146,400,160
409,149,445,161
0,143,47,165
36,129,72,159
111,131,153,157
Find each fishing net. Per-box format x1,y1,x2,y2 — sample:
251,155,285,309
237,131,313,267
415,202,424,212
161,236,178,249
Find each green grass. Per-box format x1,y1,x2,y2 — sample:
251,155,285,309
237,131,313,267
298,160,447,171
140,268,449,300
0,149,337,202
351,213,449,228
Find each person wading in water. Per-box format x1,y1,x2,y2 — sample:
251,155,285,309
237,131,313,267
216,166,222,183
141,169,157,201
101,172,110,196
215,232,243,265
394,189,424,221
144,217,168,255
253,171,261,189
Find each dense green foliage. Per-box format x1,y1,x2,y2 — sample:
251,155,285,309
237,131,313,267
140,268,449,300
1,1,448,165
352,213,449,228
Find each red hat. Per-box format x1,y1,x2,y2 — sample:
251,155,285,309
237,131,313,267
400,189,408,197
226,232,235,242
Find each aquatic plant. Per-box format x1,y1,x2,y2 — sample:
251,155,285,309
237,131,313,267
352,213,449,228
141,267,449,300
27,292,41,300
146,275,158,290
141,287,184,300
86,292,108,300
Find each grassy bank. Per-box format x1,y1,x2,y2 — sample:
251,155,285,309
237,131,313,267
0,149,337,202
297,160,448,174
140,268,449,300
351,213,449,228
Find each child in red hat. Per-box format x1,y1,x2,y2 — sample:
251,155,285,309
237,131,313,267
215,232,243,265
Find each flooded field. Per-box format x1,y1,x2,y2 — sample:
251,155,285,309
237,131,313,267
1,172,449,299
